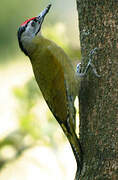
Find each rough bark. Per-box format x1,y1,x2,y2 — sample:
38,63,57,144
76,0,118,179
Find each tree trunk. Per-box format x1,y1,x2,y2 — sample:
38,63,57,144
76,0,118,179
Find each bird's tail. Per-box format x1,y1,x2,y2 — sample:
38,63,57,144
60,121,83,179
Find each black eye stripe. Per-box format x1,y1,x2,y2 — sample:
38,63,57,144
17,26,29,56
33,18,38,22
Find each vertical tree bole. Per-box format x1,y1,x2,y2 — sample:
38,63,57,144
76,0,118,179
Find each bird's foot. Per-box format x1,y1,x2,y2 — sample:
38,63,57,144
76,47,101,77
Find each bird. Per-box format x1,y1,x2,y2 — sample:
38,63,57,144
17,4,100,179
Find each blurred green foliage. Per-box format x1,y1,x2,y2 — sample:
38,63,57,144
0,130,30,170
13,79,41,139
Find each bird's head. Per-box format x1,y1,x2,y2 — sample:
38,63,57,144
17,4,51,55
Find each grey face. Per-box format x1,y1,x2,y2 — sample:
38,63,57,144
17,4,52,55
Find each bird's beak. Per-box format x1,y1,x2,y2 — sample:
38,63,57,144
37,4,51,24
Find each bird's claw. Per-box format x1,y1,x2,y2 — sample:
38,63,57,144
89,62,101,77
76,48,101,77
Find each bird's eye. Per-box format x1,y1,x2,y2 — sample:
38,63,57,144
34,18,40,24
31,21,35,27
34,18,38,22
